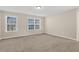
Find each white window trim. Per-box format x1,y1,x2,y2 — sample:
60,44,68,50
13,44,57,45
27,16,41,31
34,19,41,30
5,16,18,32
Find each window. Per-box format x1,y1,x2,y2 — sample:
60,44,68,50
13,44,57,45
35,20,40,29
28,19,34,30
6,16,17,32
28,18,40,30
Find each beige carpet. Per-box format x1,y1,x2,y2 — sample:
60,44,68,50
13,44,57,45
0,34,79,52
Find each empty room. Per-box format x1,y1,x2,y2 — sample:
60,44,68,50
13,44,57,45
0,6,79,52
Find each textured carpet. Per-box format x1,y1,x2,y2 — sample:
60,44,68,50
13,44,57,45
0,34,79,52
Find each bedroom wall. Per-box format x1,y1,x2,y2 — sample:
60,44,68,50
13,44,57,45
77,9,79,40
45,9,77,40
0,11,2,39
0,11,45,39
0,9,77,40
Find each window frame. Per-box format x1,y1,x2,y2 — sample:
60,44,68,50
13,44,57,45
35,19,40,29
5,16,18,32
27,17,41,31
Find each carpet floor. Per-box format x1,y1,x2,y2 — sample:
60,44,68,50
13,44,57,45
0,34,79,52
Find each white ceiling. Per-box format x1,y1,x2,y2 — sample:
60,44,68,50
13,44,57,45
0,6,78,16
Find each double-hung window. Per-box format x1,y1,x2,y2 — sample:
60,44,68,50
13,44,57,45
28,19,35,30
35,19,40,29
6,16,17,32
28,17,40,30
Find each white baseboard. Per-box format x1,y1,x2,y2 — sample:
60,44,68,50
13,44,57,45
45,33,78,41
0,38,2,40
1,33,44,40
74,39,79,41
0,32,78,41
